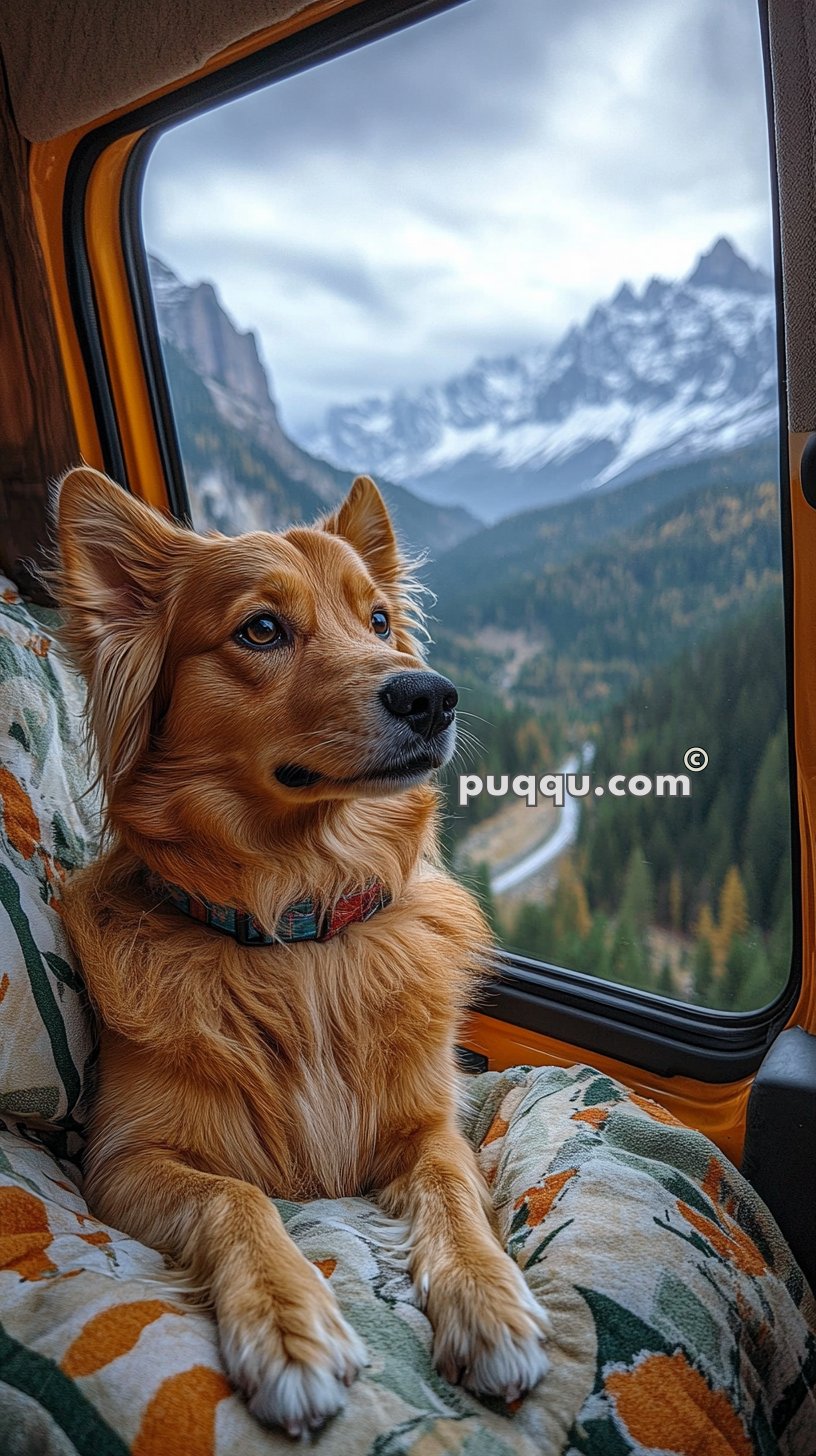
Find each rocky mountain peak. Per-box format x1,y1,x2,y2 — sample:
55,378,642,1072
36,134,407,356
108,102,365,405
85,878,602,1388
642,277,670,308
686,236,771,294
148,253,344,506
148,255,276,418
612,282,638,311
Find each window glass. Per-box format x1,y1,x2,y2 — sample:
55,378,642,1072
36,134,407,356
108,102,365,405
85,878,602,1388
143,0,789,1011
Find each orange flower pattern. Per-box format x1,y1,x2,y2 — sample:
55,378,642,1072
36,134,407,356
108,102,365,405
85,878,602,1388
0,766,41,861
676,1199,767,1277
606,1350,753,1456
62,1300,182,1377
514,1168,577,1226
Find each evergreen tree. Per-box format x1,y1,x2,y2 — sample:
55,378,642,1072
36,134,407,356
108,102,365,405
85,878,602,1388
768,905,793,994
669,870,683,933
575,914,611,980
577,597,789,999
734,937,777,1011
510,901,552,960
657,959,674,997
620,847,655,934
722,934,775,1011
692,936,714,1005
742,726,790,927
610,915,650,991
720,935,753,1010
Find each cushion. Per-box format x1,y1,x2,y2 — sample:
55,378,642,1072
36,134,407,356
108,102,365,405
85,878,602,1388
0,1064,814,1455
0,576,100,1160
0,575,814,1453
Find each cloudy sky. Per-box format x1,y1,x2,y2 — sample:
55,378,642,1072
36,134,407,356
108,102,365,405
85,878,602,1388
143,0,774,434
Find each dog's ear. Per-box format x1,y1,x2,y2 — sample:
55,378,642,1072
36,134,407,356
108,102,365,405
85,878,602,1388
55,466,187,793
323,475,402,590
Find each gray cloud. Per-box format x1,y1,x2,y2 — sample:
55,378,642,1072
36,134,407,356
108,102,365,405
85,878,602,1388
152,0,559,171
244,242,404,320
143,0,775,430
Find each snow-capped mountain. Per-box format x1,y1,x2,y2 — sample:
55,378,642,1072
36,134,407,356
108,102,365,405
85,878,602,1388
303,238,777,523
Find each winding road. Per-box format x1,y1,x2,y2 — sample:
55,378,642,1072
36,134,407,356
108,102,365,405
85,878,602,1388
490,752,582,895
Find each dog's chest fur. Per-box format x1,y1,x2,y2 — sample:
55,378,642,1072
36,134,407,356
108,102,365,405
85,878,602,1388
76,874,483,1206
218,909,468,1198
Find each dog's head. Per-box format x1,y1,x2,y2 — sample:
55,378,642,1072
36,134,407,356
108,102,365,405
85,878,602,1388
55,468,456,850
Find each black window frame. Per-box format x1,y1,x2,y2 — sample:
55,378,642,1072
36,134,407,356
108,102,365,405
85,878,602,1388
62,0,799,1083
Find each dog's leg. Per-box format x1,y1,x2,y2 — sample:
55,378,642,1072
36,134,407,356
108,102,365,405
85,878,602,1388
87,1154,366,1435
380,1123,550,1401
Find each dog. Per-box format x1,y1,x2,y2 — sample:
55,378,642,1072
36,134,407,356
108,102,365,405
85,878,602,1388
54,466,550,1436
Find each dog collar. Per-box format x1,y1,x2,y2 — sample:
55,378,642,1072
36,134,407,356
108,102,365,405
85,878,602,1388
160,878,391,946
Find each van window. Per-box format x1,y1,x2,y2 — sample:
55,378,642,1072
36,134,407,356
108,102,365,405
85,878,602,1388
143,0,789,1012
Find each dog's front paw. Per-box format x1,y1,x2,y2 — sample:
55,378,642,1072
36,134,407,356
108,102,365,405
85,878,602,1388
423,1252,551,1403
218,1262,367,1436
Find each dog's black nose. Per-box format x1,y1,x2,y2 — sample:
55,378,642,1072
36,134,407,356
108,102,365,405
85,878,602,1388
379,671,458,739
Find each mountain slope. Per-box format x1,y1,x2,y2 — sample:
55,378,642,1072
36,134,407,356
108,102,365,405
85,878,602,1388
430,437,777,599
579,595,790,1004
149,256,478,552
160,342,329,533
305,238,777,521
502,596,790,1009
429,460,782,719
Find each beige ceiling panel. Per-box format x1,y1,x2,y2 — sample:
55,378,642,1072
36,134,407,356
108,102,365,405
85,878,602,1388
0,0,321,141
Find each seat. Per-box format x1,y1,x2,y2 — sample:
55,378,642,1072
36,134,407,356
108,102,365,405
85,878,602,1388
1,574,814,1456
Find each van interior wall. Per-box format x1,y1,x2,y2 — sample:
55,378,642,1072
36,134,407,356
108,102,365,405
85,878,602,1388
0,0,315,142
0,60,77,603
768,0,816,433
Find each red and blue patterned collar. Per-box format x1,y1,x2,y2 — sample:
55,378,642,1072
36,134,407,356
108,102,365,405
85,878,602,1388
160,878,390,946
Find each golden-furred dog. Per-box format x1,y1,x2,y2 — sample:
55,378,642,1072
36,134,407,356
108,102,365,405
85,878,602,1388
54,466,550,1436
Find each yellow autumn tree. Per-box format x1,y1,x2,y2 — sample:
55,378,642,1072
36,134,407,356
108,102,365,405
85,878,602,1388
695,903,716,947
553,858,592,943
712,866,749,968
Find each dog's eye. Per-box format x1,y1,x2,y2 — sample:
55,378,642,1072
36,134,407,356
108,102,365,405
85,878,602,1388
236,613,286,650
371,609,390,638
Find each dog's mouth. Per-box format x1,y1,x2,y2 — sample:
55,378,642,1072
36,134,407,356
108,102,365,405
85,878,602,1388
275,764,324,789
355,749,445,785
275,747,447,792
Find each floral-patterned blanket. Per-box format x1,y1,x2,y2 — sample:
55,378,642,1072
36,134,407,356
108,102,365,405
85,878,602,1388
0,574,815,1454
1,1065,815,1455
